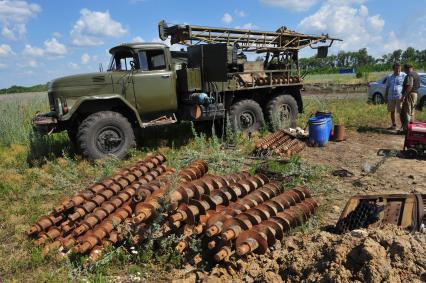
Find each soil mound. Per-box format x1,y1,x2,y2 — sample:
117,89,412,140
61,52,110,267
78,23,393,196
204,225,426,283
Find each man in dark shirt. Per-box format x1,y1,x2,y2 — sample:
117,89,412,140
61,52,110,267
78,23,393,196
400,64,420,131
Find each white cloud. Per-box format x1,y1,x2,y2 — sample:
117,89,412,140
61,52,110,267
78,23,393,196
44,38,67,56
0,63,7,69
260,0,318,12
222,12,233,24
2,26,16,40
0,44,14,56
298,0,387,56
368,15,385,32
236,23,259,30
68,62,79,70
383,31,404,53
22,38,67,57
235,10,247,17
52,32,62,38
388,14,426,53
81,53,90,64
132,36,144,42
0,1,41,40
19,59,38,68
23,44,44,56
28,60,38,67
71,9,128,46
152,37,185,52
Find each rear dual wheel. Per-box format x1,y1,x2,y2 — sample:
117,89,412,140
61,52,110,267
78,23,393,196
229,99,264,133
229,95,299,133
266,95,298,130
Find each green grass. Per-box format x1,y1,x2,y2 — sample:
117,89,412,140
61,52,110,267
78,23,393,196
298,96,426,128
1,91,425,281
304,72,388,84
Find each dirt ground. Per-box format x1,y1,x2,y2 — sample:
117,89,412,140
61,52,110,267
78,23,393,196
301,129,426,224
184,129,426,283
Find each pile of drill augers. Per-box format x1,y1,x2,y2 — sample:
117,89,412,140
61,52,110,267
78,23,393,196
253,130,306,158
26,153,317,264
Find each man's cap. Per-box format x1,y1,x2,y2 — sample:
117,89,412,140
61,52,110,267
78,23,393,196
404,63,413,69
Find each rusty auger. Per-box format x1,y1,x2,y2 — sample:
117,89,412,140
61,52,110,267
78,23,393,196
132,160,209,225
219,187,311,242
27,155,321,263
26,213,64,237
235,199,318,257
71,167,173,237
67,165,170,224
214,188,315,261
205,181,283,238
253,130,305,158
175,181,281,253
27,153,167,237
73,202,134,254
255,130,286,150
168,174,269,225
53,153,166,215
88,230,123,262
169,172,250,205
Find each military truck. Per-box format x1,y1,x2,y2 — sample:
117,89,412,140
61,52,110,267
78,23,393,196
33,20,339,160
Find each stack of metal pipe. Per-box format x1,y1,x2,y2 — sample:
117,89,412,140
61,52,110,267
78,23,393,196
254,130,306,158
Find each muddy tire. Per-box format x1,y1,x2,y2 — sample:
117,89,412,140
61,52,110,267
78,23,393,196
266,95,298,130
229,99,264,133
77,111,136,160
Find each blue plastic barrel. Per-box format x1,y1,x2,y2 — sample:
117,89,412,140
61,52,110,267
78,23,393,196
309,116,330,146
315,112,333,138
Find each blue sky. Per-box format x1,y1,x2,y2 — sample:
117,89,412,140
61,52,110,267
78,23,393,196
0,0,425,88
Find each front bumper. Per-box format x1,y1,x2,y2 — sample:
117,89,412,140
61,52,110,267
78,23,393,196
32,112,61,134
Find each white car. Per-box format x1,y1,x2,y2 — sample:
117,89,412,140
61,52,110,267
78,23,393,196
367,72,426,110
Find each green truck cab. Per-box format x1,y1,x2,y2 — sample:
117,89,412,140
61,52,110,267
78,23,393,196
33,21,339,160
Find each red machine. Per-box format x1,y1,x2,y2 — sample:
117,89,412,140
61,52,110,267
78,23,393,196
404,122,426,155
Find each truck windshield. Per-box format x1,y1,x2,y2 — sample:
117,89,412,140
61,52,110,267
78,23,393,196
108,49,137,71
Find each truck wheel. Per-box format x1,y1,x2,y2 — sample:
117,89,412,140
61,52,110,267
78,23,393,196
230,100,264,133
266,95,298,130
77,111,136,160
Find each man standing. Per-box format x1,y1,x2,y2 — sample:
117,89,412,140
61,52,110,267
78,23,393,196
401,64,420,131
385,62,405,130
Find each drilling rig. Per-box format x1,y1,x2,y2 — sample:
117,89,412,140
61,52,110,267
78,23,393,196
33,20,340,160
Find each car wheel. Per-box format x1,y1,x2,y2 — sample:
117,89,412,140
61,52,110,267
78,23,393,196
229,99,265,133
266,94,298,130
372,93,384,105
77,111,136,160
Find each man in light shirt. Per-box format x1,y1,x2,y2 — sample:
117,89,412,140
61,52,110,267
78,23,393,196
384,62,406,130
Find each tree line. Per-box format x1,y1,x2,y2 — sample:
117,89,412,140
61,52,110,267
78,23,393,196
0,84,47,95
299,47,426,74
